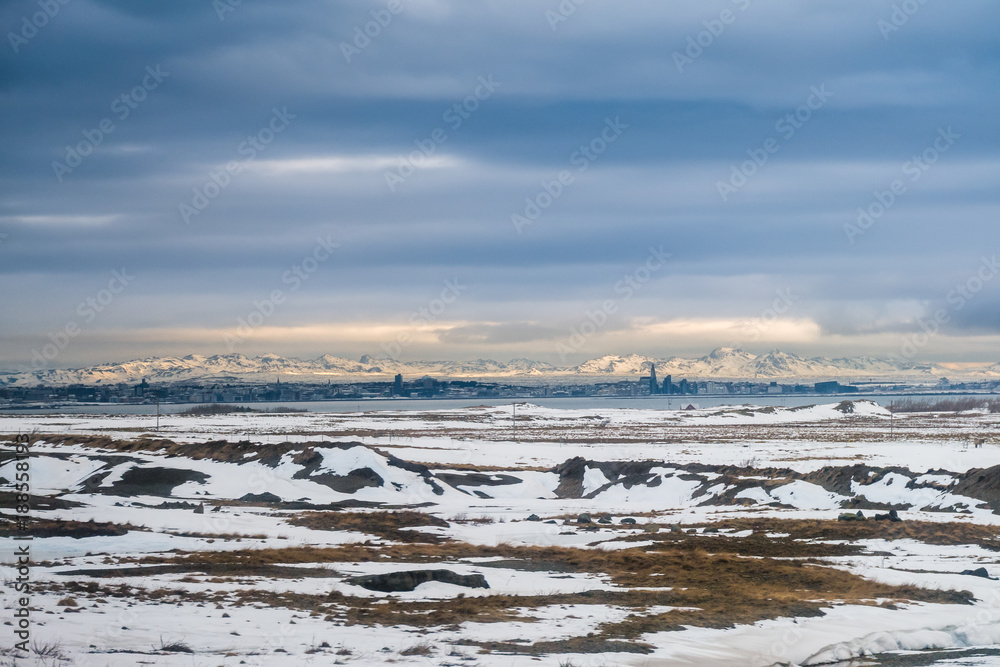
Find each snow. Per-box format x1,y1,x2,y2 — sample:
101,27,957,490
735,487,772,504
802,623,1000,665
6,402,1000,665
769,480,846,510
582,466,612,495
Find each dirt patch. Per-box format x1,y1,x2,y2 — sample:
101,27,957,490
552,457,671,499
802,464,913,497
0,518,134,539
695,474,796,507
467,637,652,655
286,510,450,543
552,456,587,498
58,562,337,579
840,495,911,511
546,457,934,508
347,569,489,592
239,492,282,503
89,466,208,497
434,472,523,489
296,465,385,494
0,491,82,510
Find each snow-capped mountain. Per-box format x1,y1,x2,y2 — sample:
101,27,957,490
575,353,658,375
0,348,996,386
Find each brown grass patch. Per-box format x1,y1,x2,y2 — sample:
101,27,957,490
399,642,434,656
603,529,861,558
58,562,337,579
118,539,972,635
41,538,973,658
692,517,1000,550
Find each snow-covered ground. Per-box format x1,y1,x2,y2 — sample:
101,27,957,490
3,400,1000,666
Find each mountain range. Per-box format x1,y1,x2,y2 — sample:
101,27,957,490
2,348,998,386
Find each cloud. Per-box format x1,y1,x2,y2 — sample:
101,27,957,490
246,154,463,175
436,322,563,345
1,0,999,367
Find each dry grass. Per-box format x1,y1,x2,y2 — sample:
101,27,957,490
111,538,973,636
39,534,974,659
29,640,67,660
155,637,193,653
399,642,434,656
691,517,1000,550
891,398,1000,413
58,561,338,580
604,528,862,558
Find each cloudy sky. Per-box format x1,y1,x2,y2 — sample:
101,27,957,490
2,0,999,369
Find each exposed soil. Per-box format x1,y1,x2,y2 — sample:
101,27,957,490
0,517,134,539
286,510,450,543
952,464,1000,513
88,466,209,497
0,491,82,510
347,569,489,592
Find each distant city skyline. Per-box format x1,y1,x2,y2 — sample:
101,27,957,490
2,2,999,368
5,346,1000,384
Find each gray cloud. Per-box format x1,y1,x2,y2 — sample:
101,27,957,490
1,0,999,368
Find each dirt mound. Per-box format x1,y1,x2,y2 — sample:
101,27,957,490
384,453,445,496
583,461,664,498
802,464,913,497
552,457,587,498
696,475,795,507
552,458,666,499
552,458,816,502
592,460,661,481
39,435,445,498
27,434,179,453
952,465,1000,513
347,569,488,592
29,434,379,468
139,500,201,509
240,492,282,503
840,495,911,511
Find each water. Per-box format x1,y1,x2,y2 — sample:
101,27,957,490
2,392,994,415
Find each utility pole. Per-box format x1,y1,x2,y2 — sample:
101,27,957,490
512,402,517,442
155,393,160,432
889,400,893,440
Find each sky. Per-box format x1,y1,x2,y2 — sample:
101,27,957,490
1,0,999,369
